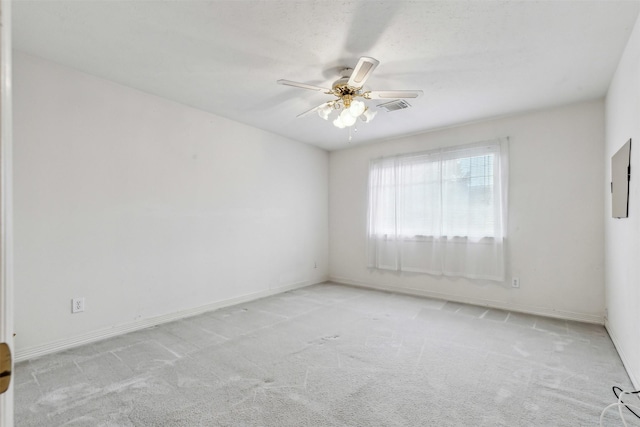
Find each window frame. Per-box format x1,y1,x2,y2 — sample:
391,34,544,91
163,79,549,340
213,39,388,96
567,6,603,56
367,140,507,242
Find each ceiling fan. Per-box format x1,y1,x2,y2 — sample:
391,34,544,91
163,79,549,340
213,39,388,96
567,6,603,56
277,56,423,132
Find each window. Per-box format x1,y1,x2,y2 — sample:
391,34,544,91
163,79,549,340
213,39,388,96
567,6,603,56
367,139,508,281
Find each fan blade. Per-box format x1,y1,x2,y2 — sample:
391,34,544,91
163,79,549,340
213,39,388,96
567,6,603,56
347,56,380,88
297,102,333,118
277,79,331,92
364,90,424,100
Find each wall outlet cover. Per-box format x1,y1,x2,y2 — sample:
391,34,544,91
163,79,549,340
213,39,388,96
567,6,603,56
72,297,85,313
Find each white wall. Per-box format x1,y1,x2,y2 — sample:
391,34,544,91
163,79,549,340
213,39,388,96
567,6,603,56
605,14,640,388
330,100,605,323
13,52,329,359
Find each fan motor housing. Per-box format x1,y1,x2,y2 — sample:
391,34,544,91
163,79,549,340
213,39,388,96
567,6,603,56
332,77,361,96
332,77,349,90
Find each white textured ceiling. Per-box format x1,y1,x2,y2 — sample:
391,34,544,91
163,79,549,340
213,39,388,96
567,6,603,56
13,0,640,151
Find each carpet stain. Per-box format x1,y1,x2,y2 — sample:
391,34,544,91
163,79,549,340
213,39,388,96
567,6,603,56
308,335,340,345
512,343,530,357
37,383,101,407
177,375,206,388
495,387,512,403
539,372,562,389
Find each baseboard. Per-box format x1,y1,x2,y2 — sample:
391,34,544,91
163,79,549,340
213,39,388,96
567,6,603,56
329,276,604,325
605,320,640,389
15,278,322,362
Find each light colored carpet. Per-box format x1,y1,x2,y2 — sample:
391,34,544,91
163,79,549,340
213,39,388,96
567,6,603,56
14,282,636,426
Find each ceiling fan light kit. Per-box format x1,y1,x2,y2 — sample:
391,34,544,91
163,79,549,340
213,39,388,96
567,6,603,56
362,108,377,123
277,56,423,139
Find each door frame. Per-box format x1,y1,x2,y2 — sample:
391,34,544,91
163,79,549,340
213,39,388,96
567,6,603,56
0,0,14,425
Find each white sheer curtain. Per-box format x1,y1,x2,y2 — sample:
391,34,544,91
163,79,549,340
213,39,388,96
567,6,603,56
367,138,509,281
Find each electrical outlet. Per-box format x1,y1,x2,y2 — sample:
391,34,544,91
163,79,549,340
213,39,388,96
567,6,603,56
512,278,520,288
72,297,85,313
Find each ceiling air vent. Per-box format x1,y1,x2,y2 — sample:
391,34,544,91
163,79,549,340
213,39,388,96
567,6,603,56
377,99,412,112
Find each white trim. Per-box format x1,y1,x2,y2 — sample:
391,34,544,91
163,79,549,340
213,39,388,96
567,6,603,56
605,319,639,389
0,0,13,425
15,279,321,362
330,276,604,325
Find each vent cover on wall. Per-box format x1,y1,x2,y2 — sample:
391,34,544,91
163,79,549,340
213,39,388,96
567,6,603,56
377,100,412,112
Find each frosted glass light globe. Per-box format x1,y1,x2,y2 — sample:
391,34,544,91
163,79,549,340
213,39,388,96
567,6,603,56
333,116,346,129
317,103,332,120
340,109,357,126
362,109,377,123
349,100,365,117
